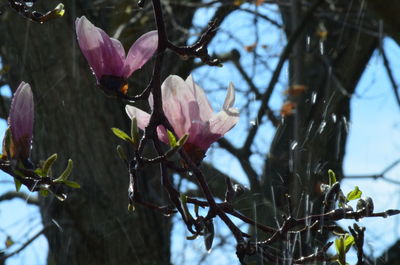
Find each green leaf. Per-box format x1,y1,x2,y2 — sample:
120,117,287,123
42,153,58,176
63,180,81,189
328,169,337,186
335,234,353,265
54,159,73,183
176,133,189,147
167,130,177,147
34,168,46,178
116,145,127,161
334,236,345,265
40,189,49,197
53,3,65,17
334,236,344,255
346,186,362,201
111,128,134,144
343,234,354,253
14,179,21,192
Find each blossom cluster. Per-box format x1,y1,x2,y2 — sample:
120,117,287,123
76,16,239,160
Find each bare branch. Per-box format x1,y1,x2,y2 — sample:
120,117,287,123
0,225,50,261
346,159,400,185
242,0,325,151
380,45,400,109
0,191,39,205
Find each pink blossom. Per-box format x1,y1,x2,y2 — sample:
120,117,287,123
7,82,34,161
75,16,158,94
126,75,239,161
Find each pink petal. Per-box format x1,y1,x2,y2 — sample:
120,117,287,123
111,38,126,61
185,75,214,121
209,82,239,136
187,121,219,150
161,75,193,137
75,16,124,79
125,105,168,143
125,105,150,131
9,82,34,159
223,82,237,112
122,31,158,78
209,110,239,136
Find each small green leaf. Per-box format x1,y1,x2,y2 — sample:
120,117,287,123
111,128,134,144
14,179,21,192
344,236,354,253
334,236,345,265
34,168,46,178
40,189,49,197
334,236,344,255
167,130,177,147
53,3,65,17
328,169,337,186
54,159,73,183
63,180,81,189
176,134,189,147
116,145,127,161
346,186,362,201
42,153,58,176
335,234,353,265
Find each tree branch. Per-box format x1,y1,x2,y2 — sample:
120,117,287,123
0,225,50,261
0,191,39,205
242,0,324,151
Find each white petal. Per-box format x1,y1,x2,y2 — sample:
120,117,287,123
223,82,235,111
209,110,239,136
125,105,150,130
185,75,213,120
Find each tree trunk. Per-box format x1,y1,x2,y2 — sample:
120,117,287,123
255,0,378,261
0,1,198,264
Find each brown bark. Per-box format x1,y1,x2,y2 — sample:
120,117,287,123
0,1,198,264
250,0,378,261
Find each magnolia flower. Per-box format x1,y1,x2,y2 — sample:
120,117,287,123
75,16,158,95
3,82,34,162
126,75,239,162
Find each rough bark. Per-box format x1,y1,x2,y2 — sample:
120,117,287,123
0,1,198,264
251,0,378,261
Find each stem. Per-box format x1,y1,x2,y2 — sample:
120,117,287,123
180,151,245,244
